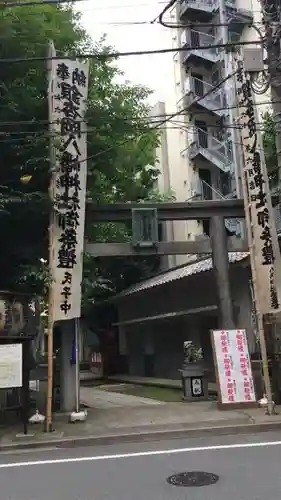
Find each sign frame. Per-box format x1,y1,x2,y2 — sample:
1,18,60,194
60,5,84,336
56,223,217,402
190,376,204,398
211,329,258,410
0,342,23,389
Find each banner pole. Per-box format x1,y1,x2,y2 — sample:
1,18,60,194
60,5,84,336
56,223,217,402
46,40,56,432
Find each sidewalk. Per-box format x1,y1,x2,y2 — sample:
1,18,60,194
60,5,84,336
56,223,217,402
1,398,281,452
80,386,164,408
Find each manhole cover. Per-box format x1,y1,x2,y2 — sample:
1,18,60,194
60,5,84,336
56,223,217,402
166,471,219,487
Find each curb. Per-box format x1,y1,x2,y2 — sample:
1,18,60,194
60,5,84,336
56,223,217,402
0,420,281,453
105,378,217,395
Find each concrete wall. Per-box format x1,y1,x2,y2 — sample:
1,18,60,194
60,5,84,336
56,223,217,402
151,101,177,270
170,33,204,251
152,97,198,268
116,263,255,380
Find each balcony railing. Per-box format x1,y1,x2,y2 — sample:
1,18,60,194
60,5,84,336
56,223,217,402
182,29,221,63
226,3,253,22
192,178,231,200
179,0,217,17
188,127,233,172
188,76,227,114
192,178,240,233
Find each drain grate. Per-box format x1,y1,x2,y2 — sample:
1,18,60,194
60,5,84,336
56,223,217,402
166,471,219,487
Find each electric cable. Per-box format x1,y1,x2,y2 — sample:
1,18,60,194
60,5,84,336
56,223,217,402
0,37,264,64
0,0,93,7
151,0,176,26
0,71,275,141
0,0,167,6
0,95,276,128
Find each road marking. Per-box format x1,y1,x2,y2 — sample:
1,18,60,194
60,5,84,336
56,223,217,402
0,439,280,469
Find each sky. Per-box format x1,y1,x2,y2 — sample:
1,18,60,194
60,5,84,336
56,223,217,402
78,0,174,104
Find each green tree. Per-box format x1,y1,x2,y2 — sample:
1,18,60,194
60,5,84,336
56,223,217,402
0,3,161,300
263,111,278,189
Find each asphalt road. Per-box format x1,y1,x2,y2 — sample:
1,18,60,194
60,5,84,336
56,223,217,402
1,431,281,500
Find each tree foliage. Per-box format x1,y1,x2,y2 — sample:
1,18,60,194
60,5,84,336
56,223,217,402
262,111,278,188
0,3,162,302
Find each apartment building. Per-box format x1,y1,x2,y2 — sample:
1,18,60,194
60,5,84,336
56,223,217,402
175,0,262,227
153,0,274,268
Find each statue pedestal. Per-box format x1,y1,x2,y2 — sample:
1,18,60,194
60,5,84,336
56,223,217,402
179,363,209,401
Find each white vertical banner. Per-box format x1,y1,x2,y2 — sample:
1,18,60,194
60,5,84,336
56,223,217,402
48,55,89,321
212,329,256,405
236,59,281,315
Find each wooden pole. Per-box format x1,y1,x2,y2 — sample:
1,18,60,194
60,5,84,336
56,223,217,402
234,60,274,414
74,318,80,413
46,249,54,431
46,41,56,432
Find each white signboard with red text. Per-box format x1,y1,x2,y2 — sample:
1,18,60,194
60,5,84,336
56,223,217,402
212,329,256,407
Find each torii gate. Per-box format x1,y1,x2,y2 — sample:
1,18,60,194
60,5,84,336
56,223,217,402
85,199,246,329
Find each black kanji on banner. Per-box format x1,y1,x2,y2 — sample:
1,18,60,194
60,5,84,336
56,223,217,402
54,63,87,315
238,61,278,310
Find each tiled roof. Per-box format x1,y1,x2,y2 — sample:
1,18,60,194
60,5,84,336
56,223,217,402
119,252,249,298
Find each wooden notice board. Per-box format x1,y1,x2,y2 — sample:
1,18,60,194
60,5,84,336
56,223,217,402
211,329,257,410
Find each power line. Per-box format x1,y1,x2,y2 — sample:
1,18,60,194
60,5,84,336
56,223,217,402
0,0,87,7
77,21,152,25
0,127,269,146
0,123,270,176
0,0,167,7
0,38,263,63
0,0,169,26
0,114,271,139
0,9,264,26
0,80,274,139
152,0,176,26
0,73,274,142
0,22,266,34
0,96,275,128
0,115,272,131
61,19,264,26
88,1,167,9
